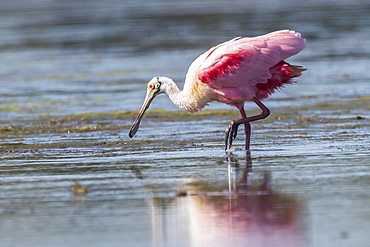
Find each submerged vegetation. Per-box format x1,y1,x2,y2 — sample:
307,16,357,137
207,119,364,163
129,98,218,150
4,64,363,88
1,96,368,155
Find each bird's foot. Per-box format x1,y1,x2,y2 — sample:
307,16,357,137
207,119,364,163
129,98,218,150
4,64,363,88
225,121,239,152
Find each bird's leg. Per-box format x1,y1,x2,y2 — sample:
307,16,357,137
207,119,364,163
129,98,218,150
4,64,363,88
225,107,248,151
225,110,252,151
225,98,270,151
240,108,252,151
225,121,239,151
241,113,253,167
244,122,251,151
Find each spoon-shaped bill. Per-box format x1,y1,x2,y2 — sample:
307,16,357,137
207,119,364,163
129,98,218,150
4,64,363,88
128,91,157,138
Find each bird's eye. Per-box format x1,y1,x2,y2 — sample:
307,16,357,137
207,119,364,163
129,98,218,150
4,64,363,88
148,84,154,89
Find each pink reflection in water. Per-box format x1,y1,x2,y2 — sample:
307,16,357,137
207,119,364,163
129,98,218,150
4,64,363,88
150,161,307,247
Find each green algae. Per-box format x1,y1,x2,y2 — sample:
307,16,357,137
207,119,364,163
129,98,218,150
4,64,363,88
136,109,240,122
0,105,45,112
1,96,369,155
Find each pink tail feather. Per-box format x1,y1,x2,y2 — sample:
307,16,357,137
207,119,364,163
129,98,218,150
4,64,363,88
255,61,306,100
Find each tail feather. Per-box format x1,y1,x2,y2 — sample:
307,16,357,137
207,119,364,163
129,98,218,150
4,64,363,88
256,61,306,100
287,64,307,77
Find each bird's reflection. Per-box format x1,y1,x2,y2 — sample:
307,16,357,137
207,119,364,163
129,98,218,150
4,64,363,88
149,156,307,247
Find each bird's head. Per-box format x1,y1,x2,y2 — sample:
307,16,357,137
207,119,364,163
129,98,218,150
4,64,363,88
128,77,166,138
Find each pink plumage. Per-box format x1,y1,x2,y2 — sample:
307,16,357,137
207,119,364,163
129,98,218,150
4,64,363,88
129,30,306,154
191,30,305,108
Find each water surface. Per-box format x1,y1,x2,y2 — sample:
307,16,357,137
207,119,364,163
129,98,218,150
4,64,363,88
1,0,370,246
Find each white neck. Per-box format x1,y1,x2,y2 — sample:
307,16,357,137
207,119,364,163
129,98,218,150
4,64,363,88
159,77,209,113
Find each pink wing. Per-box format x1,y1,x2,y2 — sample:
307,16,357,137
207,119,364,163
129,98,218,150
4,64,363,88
194,30,305,89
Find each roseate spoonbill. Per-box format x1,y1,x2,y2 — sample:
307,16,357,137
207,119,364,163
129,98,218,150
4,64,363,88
129,30,306,152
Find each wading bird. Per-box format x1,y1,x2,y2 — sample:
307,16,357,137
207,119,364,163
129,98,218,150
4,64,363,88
129,30,305,153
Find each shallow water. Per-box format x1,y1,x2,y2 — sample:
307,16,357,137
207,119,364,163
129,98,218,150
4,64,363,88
1,0,370,246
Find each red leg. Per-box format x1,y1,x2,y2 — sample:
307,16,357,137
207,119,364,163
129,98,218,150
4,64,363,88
239,108,252,151
225,98,270,152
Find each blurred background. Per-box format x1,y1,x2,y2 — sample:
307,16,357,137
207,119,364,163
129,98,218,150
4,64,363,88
1,0,370,118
